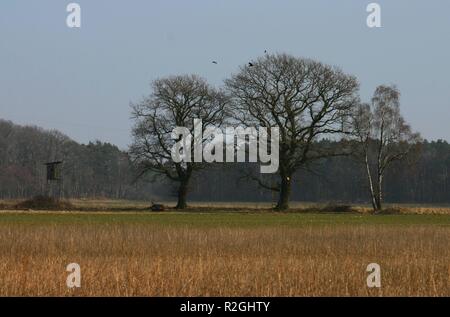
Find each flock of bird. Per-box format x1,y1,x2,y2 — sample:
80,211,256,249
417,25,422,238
212,50,267,67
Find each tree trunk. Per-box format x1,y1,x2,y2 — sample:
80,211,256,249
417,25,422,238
176,179,189,209
365,152,379,212
275,175,292,211
375,134,384,213
375,173,383,212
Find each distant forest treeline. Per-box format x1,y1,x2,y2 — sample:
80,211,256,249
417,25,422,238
0,119,164,200
1,118,450,204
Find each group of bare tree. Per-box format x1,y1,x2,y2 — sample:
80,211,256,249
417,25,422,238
130,53,420,212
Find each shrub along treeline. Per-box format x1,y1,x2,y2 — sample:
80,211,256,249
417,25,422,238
1,118,449,204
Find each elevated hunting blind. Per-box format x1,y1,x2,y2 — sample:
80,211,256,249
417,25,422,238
45,161,63,181
44,161,63,199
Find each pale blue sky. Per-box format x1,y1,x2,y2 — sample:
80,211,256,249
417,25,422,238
1,0,449,149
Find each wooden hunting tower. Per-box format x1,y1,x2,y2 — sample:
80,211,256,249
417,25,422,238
44,161,63,198
45,161,63,181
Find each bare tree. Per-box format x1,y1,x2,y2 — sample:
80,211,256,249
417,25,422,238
351,85,421,212
225,54,359,210
130,75,228,209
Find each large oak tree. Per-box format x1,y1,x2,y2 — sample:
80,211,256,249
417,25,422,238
225,54,359,210
130,75,228,209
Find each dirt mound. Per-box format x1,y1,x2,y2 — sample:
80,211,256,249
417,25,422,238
15,195,74,211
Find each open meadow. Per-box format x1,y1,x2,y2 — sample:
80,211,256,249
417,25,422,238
0,200,449,296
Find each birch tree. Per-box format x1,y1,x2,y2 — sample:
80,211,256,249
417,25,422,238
352,85,421,212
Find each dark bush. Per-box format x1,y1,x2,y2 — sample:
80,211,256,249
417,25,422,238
320,204,355,213
150,204,165,212
15,195,74,211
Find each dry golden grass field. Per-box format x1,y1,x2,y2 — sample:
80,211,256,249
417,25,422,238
0,200,449,296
